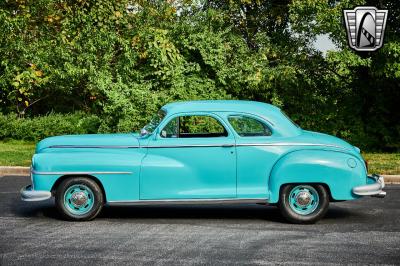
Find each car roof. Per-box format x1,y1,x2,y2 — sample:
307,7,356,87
161,100,301,137
162,100,280,114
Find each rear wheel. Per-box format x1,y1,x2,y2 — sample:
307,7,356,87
278,184,329,224
55,177,104,221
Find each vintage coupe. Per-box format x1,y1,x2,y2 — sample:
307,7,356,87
21,100,385,223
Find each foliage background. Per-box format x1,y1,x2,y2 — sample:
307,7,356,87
0,0,399,151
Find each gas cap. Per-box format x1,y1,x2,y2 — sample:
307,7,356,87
347,158,357,168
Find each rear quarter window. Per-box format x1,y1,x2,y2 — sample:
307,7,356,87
228,115,272,137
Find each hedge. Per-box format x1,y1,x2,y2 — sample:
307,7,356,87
0,113,101,141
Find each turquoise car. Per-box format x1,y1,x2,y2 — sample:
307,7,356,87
21,100,385,223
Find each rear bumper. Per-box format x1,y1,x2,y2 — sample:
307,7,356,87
20,185,52,201
352,174,386,198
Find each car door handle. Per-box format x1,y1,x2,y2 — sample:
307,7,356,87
221,144,235,147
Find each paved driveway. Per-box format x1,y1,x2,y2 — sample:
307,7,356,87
0,176,399,265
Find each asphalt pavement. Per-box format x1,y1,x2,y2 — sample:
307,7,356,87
0,175,399,265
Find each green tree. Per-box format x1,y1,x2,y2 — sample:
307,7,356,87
0,0,398,150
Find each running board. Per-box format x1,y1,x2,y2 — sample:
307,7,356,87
106,198,268,206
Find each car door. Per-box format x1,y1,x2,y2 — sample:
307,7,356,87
140,112,236,200
226,113,281,199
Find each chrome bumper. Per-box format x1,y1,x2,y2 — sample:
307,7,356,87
352,174,386,198
20,185,52,201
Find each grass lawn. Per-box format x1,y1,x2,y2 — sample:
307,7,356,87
0,140,36,167
362,153,400,175
0,140,399,175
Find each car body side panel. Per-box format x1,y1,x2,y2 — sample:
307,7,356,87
234,145,282,198
268,149,367,203
32,148,145,201
140,143,237,199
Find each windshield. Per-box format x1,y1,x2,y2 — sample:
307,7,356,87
141,110,166,135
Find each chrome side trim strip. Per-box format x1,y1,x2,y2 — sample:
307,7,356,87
49,144,235,149
49,145,140,149
146,143,349,149
146,144,235,148
32,170,132,175
107,198,268,206
47,143,349,150
235,142,349,150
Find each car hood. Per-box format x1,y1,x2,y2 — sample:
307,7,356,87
35,133,141,152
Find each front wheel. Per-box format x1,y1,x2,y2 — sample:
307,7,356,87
55,177,104,221
278,184,329,224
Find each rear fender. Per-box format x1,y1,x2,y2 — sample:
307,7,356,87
268,149,366,203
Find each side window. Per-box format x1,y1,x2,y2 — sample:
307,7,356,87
228,115,272,137
161,115,228,138
161,117,178,138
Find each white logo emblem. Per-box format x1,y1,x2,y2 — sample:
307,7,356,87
343,6,388,51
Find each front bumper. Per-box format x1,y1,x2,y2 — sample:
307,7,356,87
20,185,52,201
352,174,386,198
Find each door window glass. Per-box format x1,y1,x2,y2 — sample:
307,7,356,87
161,117,178,138
161,115,227,138
142,110,166,135
228,115,272,137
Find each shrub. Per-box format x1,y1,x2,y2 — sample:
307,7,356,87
0,113,101,141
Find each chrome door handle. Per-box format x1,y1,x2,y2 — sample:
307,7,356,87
221,144,235,147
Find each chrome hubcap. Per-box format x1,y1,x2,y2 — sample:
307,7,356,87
64,184,95,215
71,191,88,207
288,185,320,215
296,191,312,206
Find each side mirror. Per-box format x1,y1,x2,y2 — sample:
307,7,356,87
161,130,167,138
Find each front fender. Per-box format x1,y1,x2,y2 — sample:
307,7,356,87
32,148,145,201
268,149,367,203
